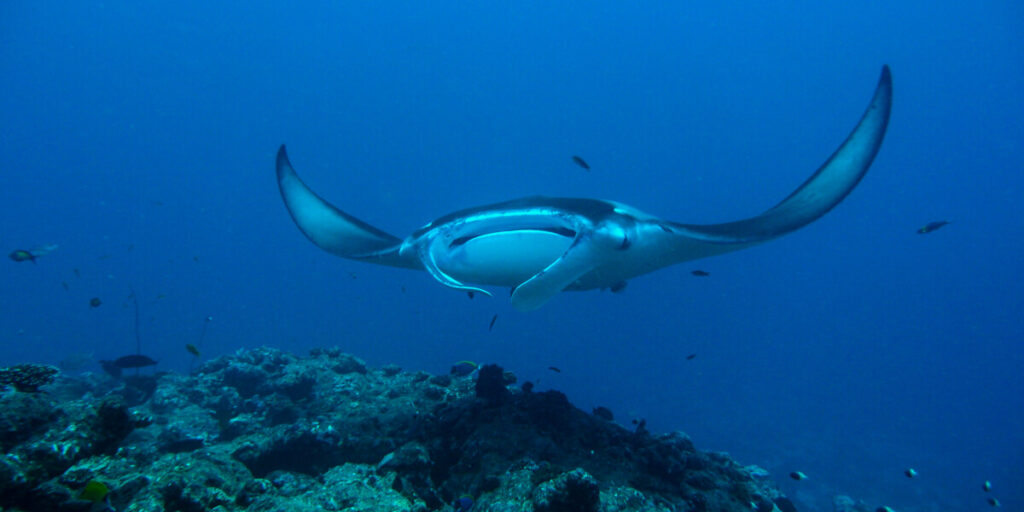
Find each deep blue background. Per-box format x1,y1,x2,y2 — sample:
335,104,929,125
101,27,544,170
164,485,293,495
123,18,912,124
3,2,1022,510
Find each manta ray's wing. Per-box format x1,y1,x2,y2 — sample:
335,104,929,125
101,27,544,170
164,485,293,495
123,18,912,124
276,146,421,269
674,65,892,244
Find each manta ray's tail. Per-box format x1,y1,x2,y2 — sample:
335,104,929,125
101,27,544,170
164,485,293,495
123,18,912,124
276,145,420,269
677,65,892,243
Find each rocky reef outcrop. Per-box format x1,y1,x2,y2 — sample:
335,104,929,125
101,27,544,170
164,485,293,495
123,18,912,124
0,347,796,511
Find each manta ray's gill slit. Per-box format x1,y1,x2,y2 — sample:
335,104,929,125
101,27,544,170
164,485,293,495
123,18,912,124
448,227,577,248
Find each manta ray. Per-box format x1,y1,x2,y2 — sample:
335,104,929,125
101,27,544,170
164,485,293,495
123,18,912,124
277,66,892,311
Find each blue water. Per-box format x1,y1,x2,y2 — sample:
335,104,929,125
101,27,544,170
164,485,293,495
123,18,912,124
3,2,1021,510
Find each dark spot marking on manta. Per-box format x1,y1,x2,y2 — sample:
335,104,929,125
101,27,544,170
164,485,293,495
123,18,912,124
610,281,627,293
449,227,576,248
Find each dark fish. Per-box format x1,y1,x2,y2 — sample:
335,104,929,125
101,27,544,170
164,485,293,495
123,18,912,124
917,220,950,234
875,507,894,512
686,353,697,360
193,256,200,262
548,366,561,373
9,245,56,263
467,291,475,299
592,406,614,421
453,495,475,512
691,270,710,277
488,314,498,331
185,344,200,357
89,297,102,308
73,268,81,278
62,281,69,291
112,354,157,369
609,281,627,293
987,497,1000,507
904,468,917,478
571,155,590,170
9,250,36,263
983,480,992,492
789,471,807,481
450,360,478,377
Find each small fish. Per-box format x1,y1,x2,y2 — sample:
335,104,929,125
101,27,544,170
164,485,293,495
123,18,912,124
79,479,109,502
983,480,992,492
686,353,697,360
789,471,807,481
193,256,200,262
917,220,950,234
73,268,81,278
876,507,894,512
9,250,36,263
904,468,917,478
467,291,475,299
450,361,478,377
453,495,475,512
10,244,58,263
691,270,710,277
548,366,561,373
61,281,69,291
185,343,200,357
987,497,1000,507
571,155,590,170
156,293,166,300
609,281,627,293
488,314,498,332
89,297,102,308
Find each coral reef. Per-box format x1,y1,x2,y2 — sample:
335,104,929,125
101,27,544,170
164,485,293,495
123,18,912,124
0,346,802,511
0,364,59,393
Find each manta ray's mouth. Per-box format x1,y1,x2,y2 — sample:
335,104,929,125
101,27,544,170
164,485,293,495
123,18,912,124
449,227,577,249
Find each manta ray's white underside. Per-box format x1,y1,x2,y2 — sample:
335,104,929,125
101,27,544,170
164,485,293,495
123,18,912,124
276,66,892,311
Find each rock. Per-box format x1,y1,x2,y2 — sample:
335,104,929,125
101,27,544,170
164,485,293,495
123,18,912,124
532,468,600,512
0,345,859,512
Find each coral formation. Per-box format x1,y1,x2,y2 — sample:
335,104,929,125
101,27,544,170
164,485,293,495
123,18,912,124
0,347,809,511
0,364,59,393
